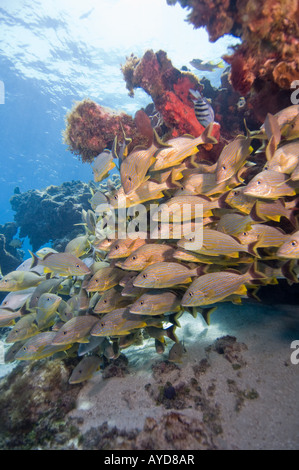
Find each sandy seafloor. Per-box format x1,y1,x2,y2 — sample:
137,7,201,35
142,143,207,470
1,301,298,450
69,302,299,450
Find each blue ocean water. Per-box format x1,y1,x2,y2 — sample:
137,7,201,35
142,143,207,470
0,0,239,251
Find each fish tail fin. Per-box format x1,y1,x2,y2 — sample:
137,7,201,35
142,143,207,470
247,240,261,257
246,261,267,280
29,250,40,269
287,207,299,230
165,324,179,343
281,260,299,284
200,306,217,325
168,312,181,328
152,129,172,149
200,122,218,145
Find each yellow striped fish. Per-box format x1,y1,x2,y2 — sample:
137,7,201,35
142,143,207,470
0,270,45,292
120,244,176,271
150,123,217,172
216,135,253,184
243,170,298,199
15,331,72,360
236,224,288,254
182,265,263,306
216,213,253,237
30,251,91,276
107,235,148,259
129,289,181,315
277,230,299,258
90,307,160,336
178,228,251,258
69,355,102,384
152,195,218,222
133,262,201,288
0,308,22,327
6,313,39,343
51,315,99,345
93,287,131,313
92,150,115,183
85,267,125,292
120,143,158,194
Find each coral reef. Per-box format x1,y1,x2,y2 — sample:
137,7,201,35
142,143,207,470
9,181,96,252
0,223,24,275
0,358,81,450
122,49,220,139
168,0,299,122
63,99,149,163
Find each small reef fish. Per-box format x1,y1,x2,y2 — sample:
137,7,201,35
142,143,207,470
92,150,115,183
225,186,256,214
243,170,298,199
93,287,131,313
178,228,251,258
28,278,62,309
190,58,224,72
51,315,99,345
35,293,62,329
145,324,178,344
250,199,298,227
78,336,105,356
277,231,299,258
133,262,201,289
120,143,158,194
189,89,215,128
15,332,72,361
89,189,108,210
216,213,253,237
90,307,160,337
120,244,176,271
109,180,168,208
68,355,102,384
30,251,91,276
0,270,45,292
281,113,299,140
85,267,125,292
266,141,299,174
0,308,22,327
64,235,90,258
6,313,39,343
181,265,263,306
150,123,217,172
216,135,253,184
0,287,35,310
129,289,181,315
236,224,288,255
168,341,186,363
151,195,218,222
107,235,148,259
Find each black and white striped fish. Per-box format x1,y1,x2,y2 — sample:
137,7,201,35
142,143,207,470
189,89,214,128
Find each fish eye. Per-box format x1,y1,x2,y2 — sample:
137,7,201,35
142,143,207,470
142,273,147,279
222,165,226,171
75,264,80,268
114,195,118,200
291,240,297,247
114,245,119,250
140,300,144,305
243,232,248,236
128,176,132,182
23,347,27,351
233,191,238,196
256,180,261,185
103,300,107,304
101,322,105,327
63,331,67,335
132,255,137,260
188,291,194,297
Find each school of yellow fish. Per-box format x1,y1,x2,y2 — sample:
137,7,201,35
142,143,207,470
1,104,299,385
